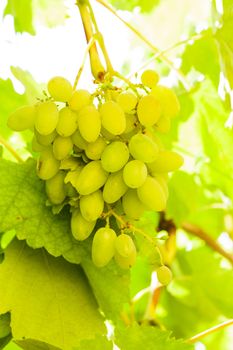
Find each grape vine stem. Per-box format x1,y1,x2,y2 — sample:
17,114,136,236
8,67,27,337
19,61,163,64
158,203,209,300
187,319,233,343
0,134,23,163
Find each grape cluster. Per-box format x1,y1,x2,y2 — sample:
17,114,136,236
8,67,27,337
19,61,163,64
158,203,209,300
8,70,183,275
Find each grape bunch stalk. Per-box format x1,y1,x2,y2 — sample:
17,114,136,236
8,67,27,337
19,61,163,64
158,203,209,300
7,0,183,285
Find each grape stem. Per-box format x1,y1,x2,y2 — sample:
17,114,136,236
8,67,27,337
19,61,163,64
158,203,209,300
0,134,24,163
187,319,233,343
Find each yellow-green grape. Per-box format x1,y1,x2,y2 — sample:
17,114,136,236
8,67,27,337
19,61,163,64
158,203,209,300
85,136,107,160
65,182,77,197
35,129,57,146
114,250,136,269
45,171,66,204
143,129,164,150
137,95,161,127
117,91,137,112
76,160,108,195
101,127,116,141
92,227,117,267
100,101,126,135
56,107,78,137
157,265,172,285
122,190,145,220
124,114,138,134
53,136,73,160
147,151,184,173
141,69,159,88
101,141,129,172
154,114,171,133
80,190,104,222
137,176,166,211
154,175,169,199
71,209,96,241
129,133,158,163
114,234,136,269
69,89,91,111
110,89,120,101
71,129,88,150
123,160,147,188
47,76,73,102
7,105,36,131
65,166,83,188
37,148,60,180
77,105,101,142
31,136,45,152
103,171,128,203
60,156,80,171
35,101,59,135
151,85,180,118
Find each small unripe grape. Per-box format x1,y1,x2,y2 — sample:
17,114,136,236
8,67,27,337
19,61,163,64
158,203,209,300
101,141,129,172
35,129,57,146
100,101,126,135
123,160,147,188
45,171,66,204
35,101,59,135
147,151,183,173
117,91,137,112
69,89,91,111
53,136,73,160
154,115,171,133
137,176,166,211
137,95,161,127
129,133,158,163
71,129,88,150
47,76,73,102
85,136,107,160
80,190,104,222
76,160,108,195
77,105,101,142
37,148,60,180
103,171,128,203
71,209,96,241
122,190,145,220
31,136,45,152
115,234,136,258
56,107,78,137
141,70,159,88
8,105,36,131
157,265,172,285
151,85,180,118
92,227,117,267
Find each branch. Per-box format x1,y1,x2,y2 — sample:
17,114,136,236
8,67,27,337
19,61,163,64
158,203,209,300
187,319,233,343
182,222,233,265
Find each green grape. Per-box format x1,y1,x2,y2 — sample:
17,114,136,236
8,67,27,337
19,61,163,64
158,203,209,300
37,148,60,180
147,151,183,173
123,113,138,134
117,91,137,112
71,209,96,241
64,166,83,188
114,250,136,269
76,160,108,195
45,171,66,204
65,182,77,197
115,234,136,258
92,227,117,267
154,174,169,199
123,160,147,188
101,127,116,140
53,136,73,160
137,176,166,211
156,265,172,285
154,114,171,133
56,107,78,137
35,129,57,146
85,136,107,160
35,101,59,135
129,133,158,163
100,101,126,135
60,156,81,171
141,69,159,88
69,89,91,111
122,189,145,220
47,76,73,102
103,171,128,203
143,129,165,150
71,129,88,150
77,105,101,142
80,190,104,222
31,136,45,152
101,141,129,172
150,85,180,118
137,95,161,127
0,313,11,338
7,105,36,131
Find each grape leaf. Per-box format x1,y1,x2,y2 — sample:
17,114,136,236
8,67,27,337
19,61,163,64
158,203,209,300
0,313,11,339
0,240,105,349
107,0,160,13
4,0,35,35
33,0,68,28
73,335,113,350
15,339,61,350
115,323,193,350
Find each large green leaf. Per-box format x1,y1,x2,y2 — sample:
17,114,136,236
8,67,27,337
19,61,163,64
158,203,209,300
4,0,35,35
107,0,160,13
0,240,105,349
74,335,113,350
